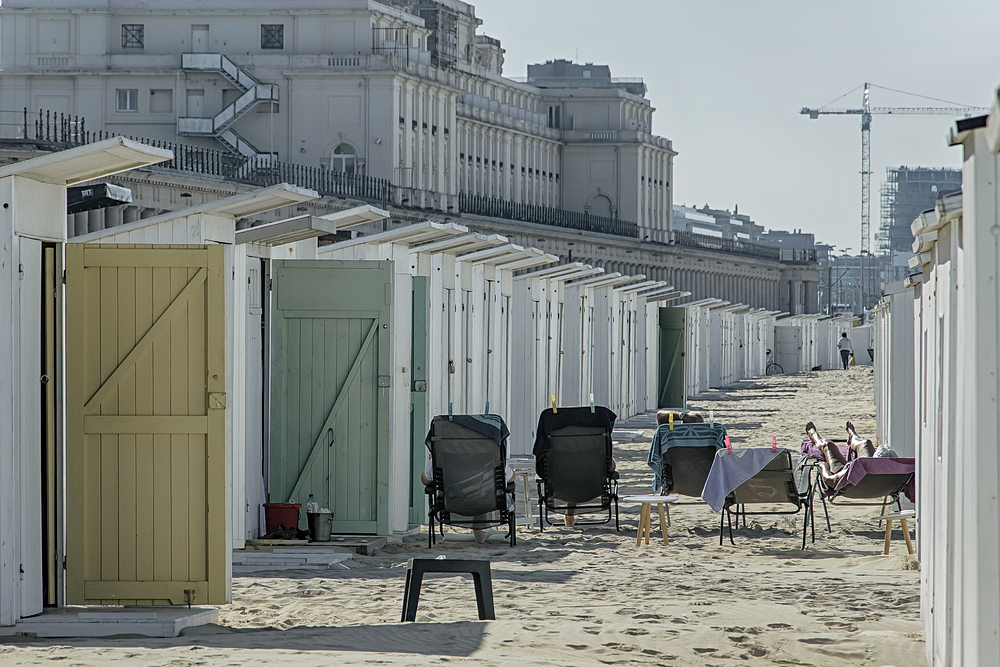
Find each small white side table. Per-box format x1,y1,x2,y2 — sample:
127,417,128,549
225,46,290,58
624,495,678,546
873,509,916,555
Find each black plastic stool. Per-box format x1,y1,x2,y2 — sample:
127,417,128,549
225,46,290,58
400,558,495,622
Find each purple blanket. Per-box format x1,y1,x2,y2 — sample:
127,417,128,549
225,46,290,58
800,439,914,502
800,439,851,463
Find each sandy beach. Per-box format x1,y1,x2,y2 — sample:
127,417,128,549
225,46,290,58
0,367,925,667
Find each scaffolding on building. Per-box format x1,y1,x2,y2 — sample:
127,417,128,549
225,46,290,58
416,1,459,69
879,166,962,253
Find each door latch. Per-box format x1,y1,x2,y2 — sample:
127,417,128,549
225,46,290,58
377,375,391,387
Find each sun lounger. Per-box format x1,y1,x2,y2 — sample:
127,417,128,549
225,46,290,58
799,439,915,530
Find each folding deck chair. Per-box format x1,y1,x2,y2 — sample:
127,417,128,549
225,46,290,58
534,406,619,531
425,414,516,547
717,449,815,549
648,422,728,499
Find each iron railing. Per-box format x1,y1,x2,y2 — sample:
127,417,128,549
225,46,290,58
459,193,639,238
780,248,818,263
673,230,782,261
7,108,393,207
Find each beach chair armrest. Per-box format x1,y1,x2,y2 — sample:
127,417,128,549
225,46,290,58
610,470,620,480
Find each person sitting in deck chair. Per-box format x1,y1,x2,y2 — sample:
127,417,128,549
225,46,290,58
805,421,896,488
421,454,514,543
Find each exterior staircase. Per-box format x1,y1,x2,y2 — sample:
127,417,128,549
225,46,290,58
178,53,276,169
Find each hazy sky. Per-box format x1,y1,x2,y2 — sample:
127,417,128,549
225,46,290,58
474,0,999,252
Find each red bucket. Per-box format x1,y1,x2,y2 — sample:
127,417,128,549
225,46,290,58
263,503,301,533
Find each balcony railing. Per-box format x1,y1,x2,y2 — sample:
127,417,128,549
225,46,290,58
6,108,393,208
780,248,818,263
459,193,639,238
673,230,782,261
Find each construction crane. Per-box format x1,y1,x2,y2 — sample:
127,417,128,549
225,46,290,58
801,83,988,311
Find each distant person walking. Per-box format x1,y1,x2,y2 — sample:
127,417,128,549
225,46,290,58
838,332,854,370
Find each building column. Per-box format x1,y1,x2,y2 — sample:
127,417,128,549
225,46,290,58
804,280,819,314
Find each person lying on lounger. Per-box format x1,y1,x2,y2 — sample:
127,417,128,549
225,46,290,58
804,421,885,488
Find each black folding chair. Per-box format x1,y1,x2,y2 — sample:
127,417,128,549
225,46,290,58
425,416,516,547
535,407,619,531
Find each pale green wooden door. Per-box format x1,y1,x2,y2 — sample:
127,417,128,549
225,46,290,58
269,260,391,535
65,244,228,606
658,307,687,409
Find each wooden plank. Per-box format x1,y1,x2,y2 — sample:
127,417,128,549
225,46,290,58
83,248,208,268
187,260,208,588
151,264,172,587
84,580,207,604
170,433,190,584
83,268,207,415
84,416,209,434
346,319,362,520
117,266,137,588
333,318,350,517
309,318,326,507
204,244,228,603
285,317,301,503
323,319,339,512
43,246,57,606
99,267,119,597
64,245,85,603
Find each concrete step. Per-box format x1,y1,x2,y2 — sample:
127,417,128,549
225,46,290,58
0,606,218,638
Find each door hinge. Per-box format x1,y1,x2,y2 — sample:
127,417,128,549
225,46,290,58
61,270,66,285
183,589,195,608
267,277,273,291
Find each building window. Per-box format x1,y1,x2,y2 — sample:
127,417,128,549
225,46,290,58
547,105,561,129
116,89,139,113
261,24,284,49
330,143,357,175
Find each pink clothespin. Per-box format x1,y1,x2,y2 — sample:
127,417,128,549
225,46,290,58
772,436,778,453
724,435,732,453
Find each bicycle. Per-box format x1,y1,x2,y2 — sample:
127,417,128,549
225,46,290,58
765,349,783,375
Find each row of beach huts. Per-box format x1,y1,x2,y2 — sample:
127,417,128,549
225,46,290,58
871,96,1000,666
0,138,859,630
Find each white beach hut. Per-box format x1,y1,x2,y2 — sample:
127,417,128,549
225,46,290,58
0,138,179,624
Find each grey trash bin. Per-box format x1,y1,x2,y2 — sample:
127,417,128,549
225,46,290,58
307,510,333,542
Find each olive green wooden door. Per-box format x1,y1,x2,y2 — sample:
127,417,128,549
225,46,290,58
269,260,391,535
65,244,227,605
658,307,687,409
